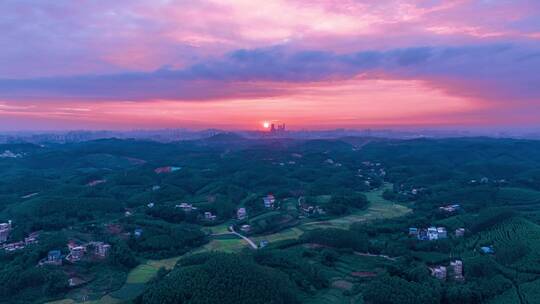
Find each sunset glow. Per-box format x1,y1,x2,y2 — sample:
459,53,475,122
0,0,539,130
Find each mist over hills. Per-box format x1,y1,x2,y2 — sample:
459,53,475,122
2,127,540,145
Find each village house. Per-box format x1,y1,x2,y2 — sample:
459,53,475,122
450,260,464,281
93,242,111,257
66,245,86,262
3,241,25,252
428,227,439,240
431,261,464,282
24,232,40,245
134,228,144,238
147,202,155,208
455,228,465,237
263,194,276,208
437,227,448,239
480,246,495,254
0,221,12,243
176,203,197,212
298,199,326,217
259,240,269,248
204,211,217,221
430,266,447,280
240,224,251,233
40,250,63,266
439,204,461,213
237,208,247,220
411,226,447,241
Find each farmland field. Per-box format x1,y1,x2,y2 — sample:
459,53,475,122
469,217,540,272
301,184,411,231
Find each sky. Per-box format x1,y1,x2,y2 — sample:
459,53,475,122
0,0,539,131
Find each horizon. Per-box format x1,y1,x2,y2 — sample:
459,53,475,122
1,1,539,130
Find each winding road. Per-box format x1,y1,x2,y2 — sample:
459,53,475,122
229,226,258,249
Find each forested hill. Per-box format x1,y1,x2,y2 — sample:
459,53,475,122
1,136,540,303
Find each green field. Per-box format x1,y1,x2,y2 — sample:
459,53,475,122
60,184,409,304
301,184,411,231
253,184,410,245
194,237,248,253
252,227,304,244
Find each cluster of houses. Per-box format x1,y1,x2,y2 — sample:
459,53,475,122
394,184,426,197
40,241,111,266
357,161,386,186
409,226,447,240
1,221,41,252
236,194,279,220
409,225,465,241
64,241,111,263
298,197,326,217
430,260,464,281
3,231,40,252
0,150,23,158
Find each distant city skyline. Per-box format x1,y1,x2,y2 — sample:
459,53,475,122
0,1,539,130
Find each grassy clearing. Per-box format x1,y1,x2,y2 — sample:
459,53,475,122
252,227,304,243
194,238,247,253
202,222,231,234
301,184,411,231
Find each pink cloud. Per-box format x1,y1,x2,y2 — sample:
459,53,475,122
0,0,539,130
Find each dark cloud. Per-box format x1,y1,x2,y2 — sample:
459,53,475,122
0,44,539,103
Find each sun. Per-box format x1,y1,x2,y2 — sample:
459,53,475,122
263,121,270,129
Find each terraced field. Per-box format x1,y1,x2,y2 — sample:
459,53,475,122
302,253,391,304
470,217,540,272
519,279,540,304
486,286,521,304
